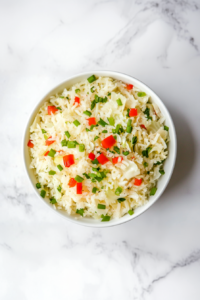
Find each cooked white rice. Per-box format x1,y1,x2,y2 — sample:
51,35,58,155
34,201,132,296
28,75,169,220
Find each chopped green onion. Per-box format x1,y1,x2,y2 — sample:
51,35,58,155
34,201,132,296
91,178,96,182
115,187,122,195
87,75,96,83
57,164,63,171
48,149,56,157
83,110,92,117
49,170,56,175
91,100,96,110
94,136,99,141
61,139,68,147
42,129,47,133
123,151,129,156
101,186,104,189
127,119,132,126
126,109,130,117
154,160,165,165
98,118,108,127
107,117,115,126
57,185,62,192
143,162,148,167
114,146,120,154
50,197,57,204
138,92,146,97
115,124,124,134
142,147,152,158
147,171,150,174
92,187,99,194
44,134,49,140
73,120,80,127
91,158,99,165
65,131,71,138
86,128,90,132
164,125,169,131
92,167,100,172
150,187,157,195
57,107,62,110
76,209,84,216
79,144,85,152
40,190,46,198
107,148,115,154
159,170,165,175
67,141,77,148
88,173,96,178
128,210,134,215
107,92,111,96
36,183,41,189
112,129,116,134
116,98,122,106
83,173,90,179
113,135,117,140
91,86,95,93
102,130,108,133
74,175,84,183
117,198,126,203
132,136,137,150
98,204,106,209
101,215,110,222
59,96,64,98
75,88,80,94
144,107,152,120
126,126,132,133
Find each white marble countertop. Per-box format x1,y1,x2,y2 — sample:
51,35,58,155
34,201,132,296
1,0,200,299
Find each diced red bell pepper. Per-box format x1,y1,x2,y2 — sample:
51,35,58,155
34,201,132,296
27,140,34,148
87,117,96,126
140,124,147,130
112,156,123,164
68,178,77,187
126,84,133,90
63,154,75,168
129,108,138,117
102,135,116,148
76,182,82,194
45,136,55,146
44,150,49,156
73,97,80,106
97,153,109,165
48,106,58,115
134,178,142,186
88,152,95,160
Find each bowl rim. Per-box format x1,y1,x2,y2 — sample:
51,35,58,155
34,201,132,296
22,70,177,227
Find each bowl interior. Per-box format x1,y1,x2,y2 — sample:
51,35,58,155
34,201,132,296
23,71,176,227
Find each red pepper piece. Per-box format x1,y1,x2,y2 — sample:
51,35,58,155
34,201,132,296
134,178,142,186
129,108,138,117
140,124,147,130
44,150,49,156
76,182,82,194
63,154,75,168
97,153,109,165
101,135,116,148
88,153,95,160
73,97,80,106
45,136,55,146
68,178,77,187
48,106,58,115
27,140,34,148
126,84,133,90
87,117,96,126
112,156,123,164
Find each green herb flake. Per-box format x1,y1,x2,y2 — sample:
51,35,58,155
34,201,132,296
61,139,68,147
65,131,71,138
36,183,41,189
49,170,56,175
87,75,96,83
138,92,146,97
150,187,157,196
57,185,62,192
48,149,56,157
117,198,126,203
50,197,57,204
57,164,63,171
74,175,84,183
76,209,84,216
73,120,80,127
40,190,46,198
128,210,134,215
92,187,99,194
115,187,123,195
97,204,106,209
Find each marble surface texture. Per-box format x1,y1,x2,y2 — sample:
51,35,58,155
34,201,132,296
1,0,200,299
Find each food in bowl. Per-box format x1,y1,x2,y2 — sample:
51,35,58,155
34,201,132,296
27,75,169,221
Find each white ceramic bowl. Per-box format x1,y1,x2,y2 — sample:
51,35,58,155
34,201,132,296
23,71,177,227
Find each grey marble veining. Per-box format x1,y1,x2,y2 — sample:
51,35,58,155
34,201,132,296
0,0,200,299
